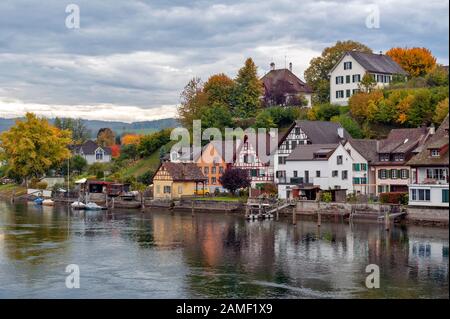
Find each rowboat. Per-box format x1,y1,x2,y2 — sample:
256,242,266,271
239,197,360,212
42,199,54,206
71,201,86,210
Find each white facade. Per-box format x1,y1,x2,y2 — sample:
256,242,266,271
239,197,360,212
329,53,394,106
81,147,111,165
274,125,310,184
278,144,354,199
409,167,449,207
343,141,375,195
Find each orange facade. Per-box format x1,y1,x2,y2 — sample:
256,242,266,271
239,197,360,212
195,143,229,193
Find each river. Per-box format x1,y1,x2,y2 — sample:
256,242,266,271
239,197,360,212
0,201,448,299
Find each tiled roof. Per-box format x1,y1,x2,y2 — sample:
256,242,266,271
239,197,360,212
261,68,313,94
72,140,112,155
347,51,408,75
378,127,428,154
295,120,350,144
287,144,338,161
347,138,379,163
407,115,449,166
161,162,207,182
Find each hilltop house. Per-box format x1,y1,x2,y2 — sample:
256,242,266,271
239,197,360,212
261,62,313,107
274,120,350,185
329,50,408,105
278,143,354,200
152,162,207,200
194,140,239,194
407,115,449,208
71,140,112,165
344,138,379,196
373,127,430,195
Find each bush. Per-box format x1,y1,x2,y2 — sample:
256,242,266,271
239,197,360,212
379,192,408,204
137,170,154,185
321,191,332,203
36,181,48,190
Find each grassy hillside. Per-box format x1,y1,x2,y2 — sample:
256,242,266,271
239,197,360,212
119,140,177,178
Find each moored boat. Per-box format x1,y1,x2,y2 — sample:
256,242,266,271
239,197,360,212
34,198,44,205
85,202,105,210
42,199,54,206
71,201,86,210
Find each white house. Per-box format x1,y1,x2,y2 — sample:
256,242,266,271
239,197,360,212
278,143,354,199
72,140,112,165
329,50,408,105
407,115,449,208
343,139,379,196
274,120,350,185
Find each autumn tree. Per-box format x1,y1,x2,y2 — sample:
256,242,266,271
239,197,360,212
177,77,207,130
231,58,263,118
304,40,372,103
219,168,251,195
97,128,115,147
386,47,436,77
433,98,449,125
201,102,234,131
348,90,384,123
121,134,142,145
0,113,72,183
203,73,235,106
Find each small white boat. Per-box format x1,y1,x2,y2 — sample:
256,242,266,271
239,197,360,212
42,199,54,206
85,202,104,210
71,201,86,210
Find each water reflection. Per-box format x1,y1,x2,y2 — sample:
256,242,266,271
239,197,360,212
0,201,448,298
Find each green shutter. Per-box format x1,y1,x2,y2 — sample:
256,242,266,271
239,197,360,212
378,170,382,178
397,170,402,179
442,190,449,203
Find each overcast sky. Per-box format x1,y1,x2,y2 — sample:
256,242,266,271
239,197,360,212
0,0,448,122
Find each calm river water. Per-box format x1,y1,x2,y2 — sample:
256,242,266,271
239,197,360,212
0,201,448,299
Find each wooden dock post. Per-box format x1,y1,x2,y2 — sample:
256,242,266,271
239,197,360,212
292,206,296,225
276,201,279,221
191,200,195,217
112,197,115,209
317,211,321,227
385,209,390,231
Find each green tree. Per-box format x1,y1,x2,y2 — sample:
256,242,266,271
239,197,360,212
201,102,234,131
330,115,363,138
138,129,172,158
54,117,91,144
231,58,263,118
304,40,372,104
255,111,276,129
408,89,433,126
0,113,72,183
358,72,377,92
425,65,449,87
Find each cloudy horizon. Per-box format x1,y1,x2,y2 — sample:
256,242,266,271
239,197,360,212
0,0,448,122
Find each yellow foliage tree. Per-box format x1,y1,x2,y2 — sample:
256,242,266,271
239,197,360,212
433,98,449,125
386,47,436,77
395,94,415,124
0,113,72,182
121,134,142,145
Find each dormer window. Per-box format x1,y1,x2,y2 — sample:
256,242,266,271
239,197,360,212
393,153,404,162
95,149,104,160
380,153,390,162
431,149,440,157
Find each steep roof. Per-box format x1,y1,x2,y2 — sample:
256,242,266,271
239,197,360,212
73,140,111,155
407,115,449,167
161,162,207,182
261,68,313,94
347,138,379,163
331,51,408,75
287,144,339,161
295,120,350,144
378,127,428,154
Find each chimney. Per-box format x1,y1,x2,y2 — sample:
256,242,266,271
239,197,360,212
429,123,435,135
337,127,344,139
289,62,292,72
270,62,275,70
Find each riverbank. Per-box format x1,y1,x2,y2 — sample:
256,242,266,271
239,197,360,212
0,184,26,200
